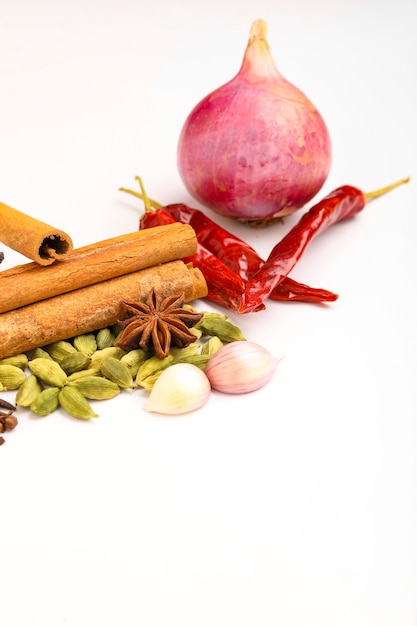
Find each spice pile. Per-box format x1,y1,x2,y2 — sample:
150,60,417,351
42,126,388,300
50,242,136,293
0,196,282,444
0,201,205,442
0,302,277,440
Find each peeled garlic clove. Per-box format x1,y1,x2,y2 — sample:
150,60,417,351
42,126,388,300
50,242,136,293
144,363,211,415
204,341,278,394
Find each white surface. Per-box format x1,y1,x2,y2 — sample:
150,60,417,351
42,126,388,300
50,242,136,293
1,1,416,625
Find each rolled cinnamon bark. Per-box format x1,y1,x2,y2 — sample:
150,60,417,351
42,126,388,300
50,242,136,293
0,202,73,265
0,222,197,313
0,260,207,359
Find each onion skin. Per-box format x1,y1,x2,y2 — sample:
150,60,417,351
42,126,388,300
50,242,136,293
177,19,332,223
204,341,278,394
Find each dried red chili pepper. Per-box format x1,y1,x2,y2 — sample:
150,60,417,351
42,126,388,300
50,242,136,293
164,203,338,303
131,185,339,304
269,277,338,303
239,177,409,313
181,245,249,311
140,208,176,228
121,180,337,305
139,200,249,311
163,203,263,280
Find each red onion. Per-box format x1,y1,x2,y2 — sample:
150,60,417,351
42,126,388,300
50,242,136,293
177,19,332,223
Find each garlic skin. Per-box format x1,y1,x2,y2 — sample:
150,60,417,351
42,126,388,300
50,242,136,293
144,363,211,415
204,341,278,394
177,19,331,222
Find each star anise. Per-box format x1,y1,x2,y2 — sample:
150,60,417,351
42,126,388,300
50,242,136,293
116,289,203,358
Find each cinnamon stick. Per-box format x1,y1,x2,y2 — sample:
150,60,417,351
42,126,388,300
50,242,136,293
0,222,197,314
0,202,73,265
0,260,207,360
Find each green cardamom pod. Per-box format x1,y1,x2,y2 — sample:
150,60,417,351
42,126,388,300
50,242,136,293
197,311,227,322
135,355,174,388
31,347,53,360
137,372,160,392
100,357,133,389
44,340,77,362
182,303,199,313
67,366,102,381
69,376,120,400
169,343,210,368
197,312,246,342
189,326,203,339
28,358,68,387
60,352,91,375
0,364,26,390
30,387,60,416
89,346,125,367
172,353,210,370
120,349,147,375
169,344,200,360
15,374,43,407
59,386,98,419
0,353,29,369
96,327,116,350
73,333,97,355
200,336,224,357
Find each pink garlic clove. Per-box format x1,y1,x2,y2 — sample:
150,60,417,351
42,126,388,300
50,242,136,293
204,341,278,394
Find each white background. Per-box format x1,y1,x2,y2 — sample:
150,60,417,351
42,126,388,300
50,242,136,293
1,1,416,624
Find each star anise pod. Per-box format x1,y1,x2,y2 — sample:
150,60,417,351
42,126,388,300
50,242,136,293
116,289,203,358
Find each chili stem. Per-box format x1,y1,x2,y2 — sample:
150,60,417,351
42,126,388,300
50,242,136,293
119,185,162,211
364,176,410,202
